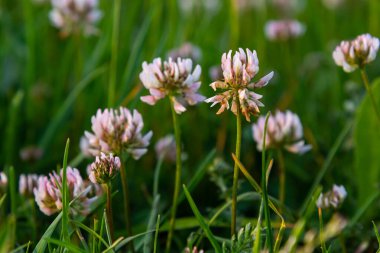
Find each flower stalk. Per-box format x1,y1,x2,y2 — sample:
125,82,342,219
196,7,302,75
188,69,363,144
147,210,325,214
277,149,286,205
360,68,380,123
166,96,183,253
105,182,114,241
231,94,242,236
318,207,327,252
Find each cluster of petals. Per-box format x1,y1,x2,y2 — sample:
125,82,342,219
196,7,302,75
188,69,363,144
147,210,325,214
49,0,102,36
33,167,95,216
0,172,7,194
88,153,121,184
19,174,39,198
333,33,379,72
205,48,273,121
82,107,152,160
265,20,306,41
139,57,205,114
316,184,347,209
252,110,311,154
184,246,204,253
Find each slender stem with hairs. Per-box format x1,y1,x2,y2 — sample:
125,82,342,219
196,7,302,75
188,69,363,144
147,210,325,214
166,97,183,253
231,96,242,236
105,183,114,241
360,68,380,123
277,149,286,205
120,161,135,252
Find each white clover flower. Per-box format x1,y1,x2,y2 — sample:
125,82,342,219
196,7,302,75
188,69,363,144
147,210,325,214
155,135,177,162
33,167,95,216
168,43,202,62
82,107,152,160
184,246,204,253
265,20,306,41
88,153,121,184
333,33,379,72
19,174,39,198
49,0,102,36
205,48,273,121
316,184,347,209
252,110,311,154
0,172,7,195
139,57,205,114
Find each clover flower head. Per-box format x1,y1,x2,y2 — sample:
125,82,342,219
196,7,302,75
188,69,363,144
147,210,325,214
168,42,202,62
139,57,205,114
0,172,7,195
49,0,102,36
19,174,39,198
155,135,177,162
252,110,311,154
316,184,347,209
205,48,273,121
33,167,94,216
184,246,204,253
88,153,121,184
322,0,344,10
265,20,306,41
333,33,379,72
82,107,152,160
20,146,43,162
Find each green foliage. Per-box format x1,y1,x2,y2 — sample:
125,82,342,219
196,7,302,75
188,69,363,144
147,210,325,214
222,223,254,253
354,78,380,215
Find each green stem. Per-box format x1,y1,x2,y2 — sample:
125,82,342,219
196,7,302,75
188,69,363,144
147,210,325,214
120,162,135,253
229,0,239,48
231,97,242,236
318,208,327,252
262,113,274,252
277,149,286,206
166,97,182,253
360,68,380,123
108,0,121,107
105,183,114,242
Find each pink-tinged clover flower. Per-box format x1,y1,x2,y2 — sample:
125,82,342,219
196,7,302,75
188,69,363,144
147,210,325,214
184,246,204,253
139,57,205,114
316,184,347,209
49,0,102,36
19,174,39,198
205,48,273,121
0,172,7,195
88,153,121,184
333,33,379,72
33,167,95,216
252,110,311,154
81,107,152,160
265,20,305,41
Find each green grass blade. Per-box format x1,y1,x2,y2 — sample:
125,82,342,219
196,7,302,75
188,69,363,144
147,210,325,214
114,230,155,251
44,238,86,253
33,212,62,253
183,184,222,253
38,67,106,149
143,195,160,253
4,91,23,166
71,220,110,248
154,215,160,253
372,221,380,251
262,112,274,252
9,167,16,216
61,139,70,243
